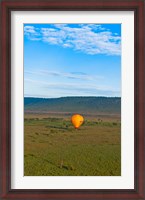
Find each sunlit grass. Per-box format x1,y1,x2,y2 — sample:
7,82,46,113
24,116,121,176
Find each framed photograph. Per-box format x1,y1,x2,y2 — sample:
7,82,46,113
0,0,144,199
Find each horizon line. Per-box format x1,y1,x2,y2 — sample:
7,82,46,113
24,96,121,99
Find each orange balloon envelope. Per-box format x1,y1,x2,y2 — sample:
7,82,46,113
71,114,84,129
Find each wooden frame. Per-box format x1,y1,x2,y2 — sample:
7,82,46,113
0,0,144,199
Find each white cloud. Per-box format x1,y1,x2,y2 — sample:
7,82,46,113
25,70,103,81
24,26,36,33
24,78,120,97
24,25,41,40
24,78,119,92
24,24,121,56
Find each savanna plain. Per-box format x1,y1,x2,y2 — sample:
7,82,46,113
24,97,121,176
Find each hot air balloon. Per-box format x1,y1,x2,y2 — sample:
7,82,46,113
71,114,84,129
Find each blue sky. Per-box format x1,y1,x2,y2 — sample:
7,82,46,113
24,24,121,98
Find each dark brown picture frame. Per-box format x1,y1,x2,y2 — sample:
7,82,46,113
0,0,144,199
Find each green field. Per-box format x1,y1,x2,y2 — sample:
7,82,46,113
24,113,121,176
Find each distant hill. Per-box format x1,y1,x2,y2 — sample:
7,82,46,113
24,97,121,115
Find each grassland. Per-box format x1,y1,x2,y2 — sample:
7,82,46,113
24,113,121,176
